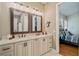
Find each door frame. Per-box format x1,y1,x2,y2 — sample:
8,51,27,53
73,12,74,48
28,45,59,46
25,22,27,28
56,2,63,53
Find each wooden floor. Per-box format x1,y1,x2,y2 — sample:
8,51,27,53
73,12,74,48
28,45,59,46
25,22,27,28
59,43,78,56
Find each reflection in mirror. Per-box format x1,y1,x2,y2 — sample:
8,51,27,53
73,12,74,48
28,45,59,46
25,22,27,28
37,16,42,31
23,14,28,32
32,15,42,32
10,8,29,34
32,15,37,32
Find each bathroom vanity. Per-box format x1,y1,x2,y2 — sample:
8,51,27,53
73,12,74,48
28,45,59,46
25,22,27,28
0,34,53,56
0,5,53,56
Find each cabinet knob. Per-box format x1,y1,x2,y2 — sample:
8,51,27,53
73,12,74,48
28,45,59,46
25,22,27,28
24,42,27,47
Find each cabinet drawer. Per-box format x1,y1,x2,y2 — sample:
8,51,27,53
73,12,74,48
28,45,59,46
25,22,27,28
1,52,14,56
0,44,14,54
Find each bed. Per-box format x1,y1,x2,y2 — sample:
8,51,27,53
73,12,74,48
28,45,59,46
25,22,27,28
59,30,79,47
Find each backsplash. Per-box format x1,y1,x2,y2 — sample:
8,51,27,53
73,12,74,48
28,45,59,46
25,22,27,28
0,33,43,40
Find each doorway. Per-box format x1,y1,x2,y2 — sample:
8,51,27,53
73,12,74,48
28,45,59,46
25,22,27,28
56,2,79,56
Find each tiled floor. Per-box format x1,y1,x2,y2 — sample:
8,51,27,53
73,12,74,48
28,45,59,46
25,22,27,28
43,49,62,56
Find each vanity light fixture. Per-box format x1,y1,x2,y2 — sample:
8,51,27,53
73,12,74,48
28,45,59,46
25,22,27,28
14,2,30,8
14,2,42,14
33,8,39,12
14,2,23,6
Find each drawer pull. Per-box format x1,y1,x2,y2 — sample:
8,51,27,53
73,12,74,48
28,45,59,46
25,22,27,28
2,47,10,51
24,43,27,47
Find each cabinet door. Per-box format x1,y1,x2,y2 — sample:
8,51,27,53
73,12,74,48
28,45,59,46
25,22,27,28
23,42,28,56
15,41,28,56
27,40,33,56
15,42,24,56
38,38,43,55
42,38,48,54
47,36,53,51
33,39,39,56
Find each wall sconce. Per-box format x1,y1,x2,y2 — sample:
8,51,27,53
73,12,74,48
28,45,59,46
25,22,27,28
46,20,51,27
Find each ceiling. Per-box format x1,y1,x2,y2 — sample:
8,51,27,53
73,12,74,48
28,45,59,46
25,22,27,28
40,2,48,5
59,2,79,16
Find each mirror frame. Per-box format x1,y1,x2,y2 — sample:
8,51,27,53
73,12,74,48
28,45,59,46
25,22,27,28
10,8,30,34
31,14,42,33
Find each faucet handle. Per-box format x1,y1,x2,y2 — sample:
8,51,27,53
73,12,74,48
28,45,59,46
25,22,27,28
24,34,26,37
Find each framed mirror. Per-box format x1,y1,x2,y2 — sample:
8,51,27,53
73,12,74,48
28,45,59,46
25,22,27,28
31,14,42,32
10,8,29,34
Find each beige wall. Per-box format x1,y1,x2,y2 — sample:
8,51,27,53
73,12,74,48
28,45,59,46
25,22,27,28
0,3,10,36
44,2,57,49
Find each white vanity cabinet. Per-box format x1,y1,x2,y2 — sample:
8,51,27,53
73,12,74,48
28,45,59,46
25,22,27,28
15,40,34,56
0,44,14,56
0,34,53,56
38,38,43,55
47,36,53,51
15,41,28,56
41,38,48,54
40,36,53,55
33,39,40,56
27,40,34,56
